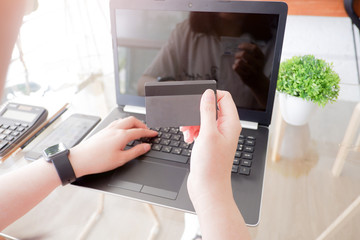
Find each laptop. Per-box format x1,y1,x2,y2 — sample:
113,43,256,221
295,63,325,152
73,0,287,226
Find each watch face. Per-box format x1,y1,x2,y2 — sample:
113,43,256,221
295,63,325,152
44,143,67,158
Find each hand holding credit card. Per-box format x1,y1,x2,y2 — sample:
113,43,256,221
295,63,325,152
145,80,217,128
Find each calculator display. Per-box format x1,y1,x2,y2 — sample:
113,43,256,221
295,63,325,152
2,109,38,122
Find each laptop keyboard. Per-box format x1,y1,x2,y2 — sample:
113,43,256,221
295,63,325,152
126,127,255,176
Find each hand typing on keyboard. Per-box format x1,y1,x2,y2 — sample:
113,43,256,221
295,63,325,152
69,116,158,177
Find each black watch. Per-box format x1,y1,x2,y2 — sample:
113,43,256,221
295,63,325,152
43,143,76,185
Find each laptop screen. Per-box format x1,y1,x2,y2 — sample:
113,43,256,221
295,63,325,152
111,1,287,126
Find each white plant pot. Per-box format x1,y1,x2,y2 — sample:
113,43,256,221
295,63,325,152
279,92,317,126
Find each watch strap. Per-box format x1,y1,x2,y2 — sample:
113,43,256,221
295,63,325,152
52,150,76,185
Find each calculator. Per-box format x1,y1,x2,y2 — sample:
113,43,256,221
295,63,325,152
24,113,101,161
0,103,48,158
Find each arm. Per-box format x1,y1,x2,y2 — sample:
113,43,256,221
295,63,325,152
0,0,27,99
0,116,158,231
182,90,251,240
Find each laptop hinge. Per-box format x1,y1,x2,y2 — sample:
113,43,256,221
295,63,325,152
124,105,146,115
240,120,258,130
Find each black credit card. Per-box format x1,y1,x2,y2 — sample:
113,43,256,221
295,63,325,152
145,80,217,128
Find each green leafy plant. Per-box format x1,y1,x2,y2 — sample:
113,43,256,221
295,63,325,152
277,55,340,107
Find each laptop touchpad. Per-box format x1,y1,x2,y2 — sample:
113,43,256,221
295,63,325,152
108,160,187,200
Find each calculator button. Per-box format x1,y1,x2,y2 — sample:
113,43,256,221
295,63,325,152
0,129,4,134
5,136,14,141
17,127,25,132
0,140,8,150
0,134,6,140
14,123,21,126
11,131,20,137
3,129,12,135
21,123,29,127
2,124,9,129
9,126,17,131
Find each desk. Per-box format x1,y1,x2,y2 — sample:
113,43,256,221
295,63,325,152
1,80,360,239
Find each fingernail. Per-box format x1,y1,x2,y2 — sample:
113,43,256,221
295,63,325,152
144,144,151,151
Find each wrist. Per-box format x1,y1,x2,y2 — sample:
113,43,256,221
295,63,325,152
68,146,85,178
187,176,233,209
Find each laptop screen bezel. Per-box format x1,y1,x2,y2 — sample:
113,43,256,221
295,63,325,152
110,0,287,127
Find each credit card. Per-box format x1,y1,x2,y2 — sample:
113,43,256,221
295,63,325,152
145,80,217,128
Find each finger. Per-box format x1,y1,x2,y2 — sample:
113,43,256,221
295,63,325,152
123,128,158,143
121,143,151,161
216,90,241,136
112,116,147,130
199,89,217,132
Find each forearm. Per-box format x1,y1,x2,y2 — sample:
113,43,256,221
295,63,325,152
0,160,61,230
0,0,27,98
191,186,251,240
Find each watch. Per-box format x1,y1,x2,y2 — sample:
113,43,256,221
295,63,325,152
43,143,76,185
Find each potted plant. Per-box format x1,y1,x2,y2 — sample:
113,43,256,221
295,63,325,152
277,55,340,126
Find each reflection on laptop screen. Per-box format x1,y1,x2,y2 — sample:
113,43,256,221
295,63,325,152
115,9,279,111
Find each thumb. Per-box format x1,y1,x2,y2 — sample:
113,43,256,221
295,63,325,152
200,89,217,131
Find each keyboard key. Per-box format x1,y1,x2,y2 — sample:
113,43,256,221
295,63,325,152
245,140,255,146
247,136,256,140
9,126,17,131
239,167,251,175
152,137,161,144
161,146,172,153
241,159,252,167
244,146,254,153
171,148,182,155
2,124,9,129
160,139,170,145
152,144,162,151
170,140,180,147
232,165,239,173
238,139,245,144
239,135,245,139
181,149,191,157
169,128,179,134
237,145,243,151
180,142,190,149
162,133,171,139
235,151,241,158
171,134,181,141
233,158,240,165
242,153,253,160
